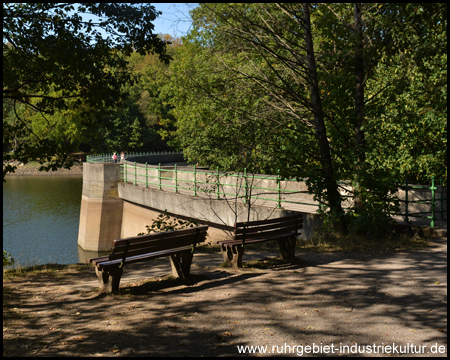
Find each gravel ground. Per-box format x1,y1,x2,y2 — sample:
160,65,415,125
3,238,447,357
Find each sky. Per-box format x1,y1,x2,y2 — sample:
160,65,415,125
151,3,198,37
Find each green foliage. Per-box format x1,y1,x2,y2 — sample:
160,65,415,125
3,3,171,179
138,211,199,235
3,251,15,267
166,3,446,234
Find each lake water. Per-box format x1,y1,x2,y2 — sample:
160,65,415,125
3,176,90,268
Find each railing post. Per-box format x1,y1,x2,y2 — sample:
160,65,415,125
193,164,197,196
125,161,127,183
134,162,137,186
430,176,436,229
277,169,281,209
243,168,247,204
404,178,409,223
158,163,162,190
216,166,220,199
175,164,178,193
145,162,148,188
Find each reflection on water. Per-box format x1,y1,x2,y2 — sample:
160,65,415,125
3,175,103,267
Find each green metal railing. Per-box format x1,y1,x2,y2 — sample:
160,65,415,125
121,162,322,211
86,151,182,163
117,158,446,228
400,176,447,228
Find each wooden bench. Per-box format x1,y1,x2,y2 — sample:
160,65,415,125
216,214,303,268
87,225,208,293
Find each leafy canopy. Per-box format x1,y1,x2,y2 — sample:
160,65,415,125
3,3,171,178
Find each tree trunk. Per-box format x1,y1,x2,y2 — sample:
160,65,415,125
354,3,366,209
302,3,345,226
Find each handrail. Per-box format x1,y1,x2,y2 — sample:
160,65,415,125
120,162,343,213
118,159,446,228
86,151,183,163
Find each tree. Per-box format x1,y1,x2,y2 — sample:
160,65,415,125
3,3,171,179
169,3,446,234
170,3,347,227
363,3,447,184
129,35,183,151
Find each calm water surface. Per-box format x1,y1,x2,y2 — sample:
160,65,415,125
3,176,87,267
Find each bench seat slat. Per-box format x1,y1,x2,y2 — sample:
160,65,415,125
109,240,199,261
113,226,208,247
88,255,109,265
218,230,298,247
96,245,194,270
234,224,300,241
234,214,300,228
111,231,207,257
234,218,302,236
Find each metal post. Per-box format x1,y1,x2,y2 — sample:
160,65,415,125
404,178,409,223
193,164,197,196
277,169,281,209
145,162,148,188
216,166,220,199
134,162,137,186
243,168,247,204
158,163,162,190
430,176,436,229
175,164,178,193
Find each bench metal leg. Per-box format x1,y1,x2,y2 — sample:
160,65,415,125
277,237,297,263
109,267,124,293
221,246,244,268
95,266,123,294
95,266,109,291
221,246,233,263
170,251,194,279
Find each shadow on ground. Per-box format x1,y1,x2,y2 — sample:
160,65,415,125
3,239,447,357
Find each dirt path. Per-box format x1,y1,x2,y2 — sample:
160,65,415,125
3,239,447,357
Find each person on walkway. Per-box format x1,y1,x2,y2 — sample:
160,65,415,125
112,152,117,163
120,152,125,162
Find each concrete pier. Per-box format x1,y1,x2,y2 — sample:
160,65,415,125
78,163,123,251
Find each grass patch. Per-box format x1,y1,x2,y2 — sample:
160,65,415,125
243,257,310,269
3,263,90,280
303,225,432,253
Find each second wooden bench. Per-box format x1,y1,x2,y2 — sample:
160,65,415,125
216,214,303,267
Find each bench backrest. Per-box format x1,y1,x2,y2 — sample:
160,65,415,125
234,214,303,244
108,225,209,262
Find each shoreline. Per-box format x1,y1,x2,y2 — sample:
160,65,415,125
4,163,84,176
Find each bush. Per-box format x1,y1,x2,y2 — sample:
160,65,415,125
138,210,199,235
3,250,15,267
